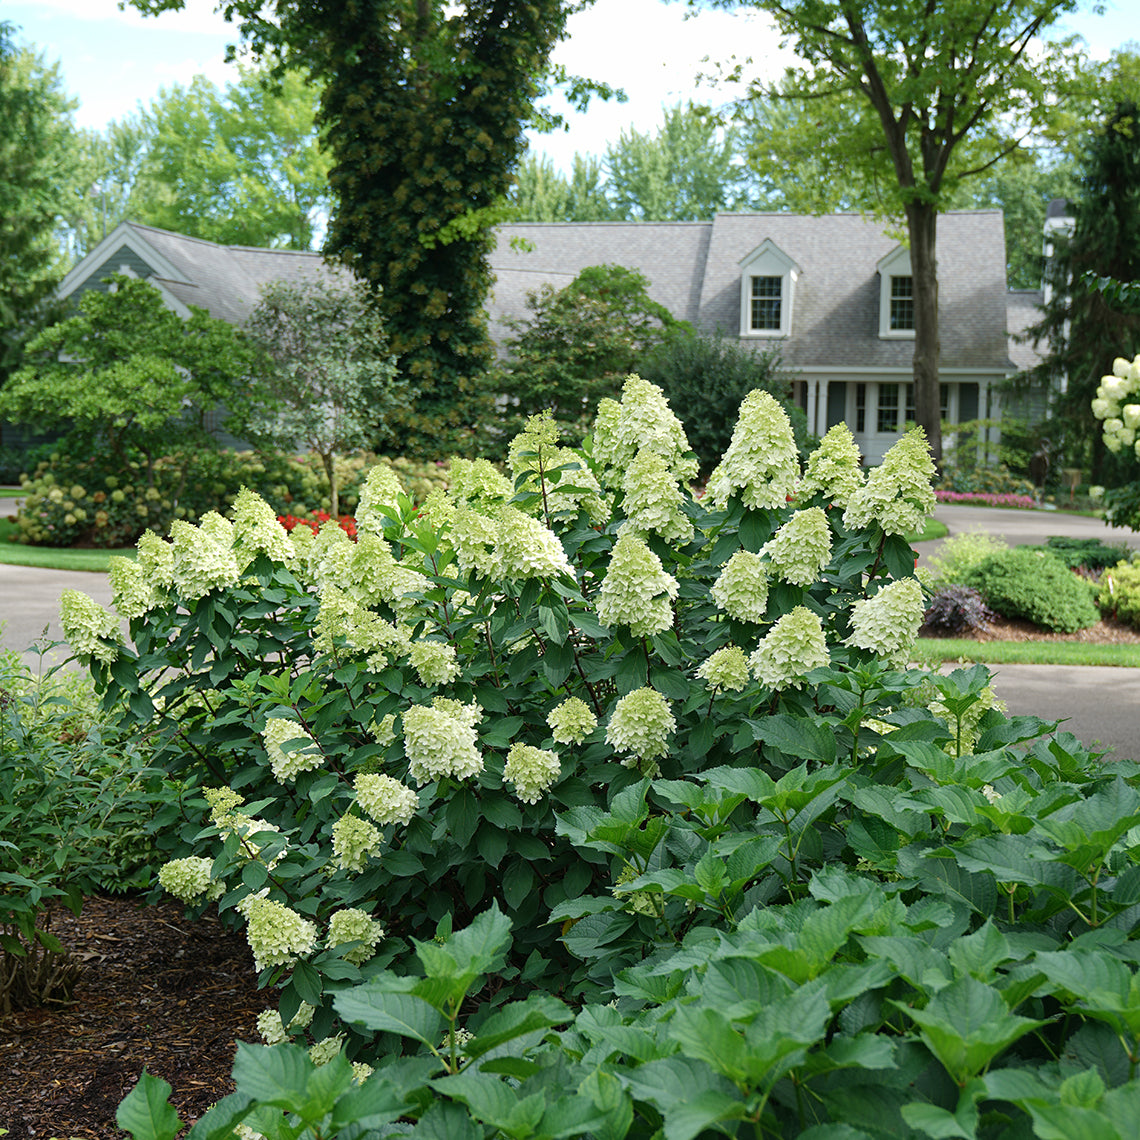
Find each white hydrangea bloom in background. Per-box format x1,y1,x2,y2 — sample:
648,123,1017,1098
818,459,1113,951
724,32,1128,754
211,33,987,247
710,551,769,624
503,742,561,803
842,427,936,536
60,589,123,664
749,606,829,691
355,463,405,535
409,640,460,687
697,645,751,693
158,856,223,903
619,448,693,544
705,390,799,510
369,713,398,746
846,577,926,666
255,1002,314,1045
354,772,418,825
327,907,385,965
449,455,514,510
331,813,383,871
169,518,240,600
402,699,484,785
798,423,865,508
547,696,598,744
596,533,678,637
262,717,322,782
109,556,160,621
243,896,318,971
231,487,295,570
606,687,676,773
762,507,833,587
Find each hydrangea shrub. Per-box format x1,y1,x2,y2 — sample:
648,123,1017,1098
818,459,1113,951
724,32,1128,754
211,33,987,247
68,378,937,1063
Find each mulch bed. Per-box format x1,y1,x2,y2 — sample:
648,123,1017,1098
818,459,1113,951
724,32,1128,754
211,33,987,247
0,894,270,1139
921,614,1140,645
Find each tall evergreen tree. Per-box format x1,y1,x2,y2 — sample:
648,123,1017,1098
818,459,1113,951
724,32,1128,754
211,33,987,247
1021,100,1140,480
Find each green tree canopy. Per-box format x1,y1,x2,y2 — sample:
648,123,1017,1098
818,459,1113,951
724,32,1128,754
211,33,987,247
702,0,1087,465
0,276,255,472
510,152,615,222
494,264,690,446
234,277,405,518
0,24,75,384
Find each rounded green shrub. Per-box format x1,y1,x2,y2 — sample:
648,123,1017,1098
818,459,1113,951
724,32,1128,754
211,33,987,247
925,528,1009,585
1098,557,1140,627
964,547,1100,632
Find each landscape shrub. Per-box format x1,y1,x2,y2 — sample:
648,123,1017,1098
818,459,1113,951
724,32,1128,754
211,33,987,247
921,583,995,635
924,528,1009,585
1097,557,1140,627
0,442,53,485
639,330,812,474
10,449,449,548
936,461,1036,498
1037,534,1131,573
65,388,935,1060
0,645,167,1015
963,547,1100,632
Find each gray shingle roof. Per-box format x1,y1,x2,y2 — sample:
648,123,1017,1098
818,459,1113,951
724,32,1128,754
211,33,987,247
1006,288,1046,373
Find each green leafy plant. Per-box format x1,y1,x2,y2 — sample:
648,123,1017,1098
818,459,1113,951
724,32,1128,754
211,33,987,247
964,547,1100,632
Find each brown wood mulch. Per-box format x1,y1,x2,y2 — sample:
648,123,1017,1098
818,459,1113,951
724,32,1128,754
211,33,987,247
0,894,270,1140
920,614,1140,645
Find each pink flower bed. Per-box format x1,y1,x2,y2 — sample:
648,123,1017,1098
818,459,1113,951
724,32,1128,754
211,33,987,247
935,490,1037,510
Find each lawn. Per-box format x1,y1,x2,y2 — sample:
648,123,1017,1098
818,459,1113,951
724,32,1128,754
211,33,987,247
0,517,134,572
915,637,1140,668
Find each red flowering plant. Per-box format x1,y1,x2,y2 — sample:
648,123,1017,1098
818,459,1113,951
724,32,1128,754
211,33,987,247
277,511,358,540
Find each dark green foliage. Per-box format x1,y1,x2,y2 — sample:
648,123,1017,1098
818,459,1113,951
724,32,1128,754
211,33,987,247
0,647,166,1014
964,547,1100,632
640,331,807,474
922,584,995,635
1037,535,1131,572
0,441,51,484
494,264,690,447
1020,100,1140,480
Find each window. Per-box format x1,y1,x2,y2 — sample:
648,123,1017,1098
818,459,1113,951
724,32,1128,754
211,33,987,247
855,383,867,433
905,383,950,424
890,276,914,330
876,385,900,433
739,239,798,338
750,276,782,331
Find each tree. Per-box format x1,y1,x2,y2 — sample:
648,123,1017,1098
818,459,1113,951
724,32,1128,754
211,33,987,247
1020,100,1140,483
0,24,75,386
131,64,332,250
127,0,584,459
494,264,690,446
603,101,756,220
0,276,255,475
510,152,614,222
705,0,1084,466
235,277,404,518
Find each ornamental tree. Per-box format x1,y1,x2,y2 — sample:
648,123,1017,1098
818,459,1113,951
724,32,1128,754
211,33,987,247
0,275,254,477
233,276,405,519
703,0,1086,466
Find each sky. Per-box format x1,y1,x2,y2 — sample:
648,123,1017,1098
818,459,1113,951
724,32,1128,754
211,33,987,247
6,0,1139,173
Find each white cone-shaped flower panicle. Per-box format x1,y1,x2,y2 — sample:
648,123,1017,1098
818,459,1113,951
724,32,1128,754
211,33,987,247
240,895,318,971
327,907,384,965
596,532,679,637
503,742,562,803
262,717,322,782
169,515,240,600
231,487,295,570
761,507,833,587
509,412,611,524
449,456,514,511
402,698,483,785
354,773,418,826
158,856,224,903
451,506,500,578
606,687,676,774
547,696,598,744
706,390,800,510
60,589,123,663
109,556,161,621
355,462,405,535
798,423,864,508
494,506,575,581
1092,354,1140,456
409,640,460,687
591,375,698,489
749,606,829,691
710,550,769,624
843,427,936,536
620,448,693,544
136,528,174,592
697,645,751,693
331,813,383,871
846,577,926,666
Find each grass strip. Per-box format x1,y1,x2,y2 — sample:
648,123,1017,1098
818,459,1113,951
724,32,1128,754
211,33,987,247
907,518,949,543
915,638,1140,668
0,518,133,572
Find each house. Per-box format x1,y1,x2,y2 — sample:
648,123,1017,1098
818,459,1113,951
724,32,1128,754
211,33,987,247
5,213,1037,465
491,211,1027,464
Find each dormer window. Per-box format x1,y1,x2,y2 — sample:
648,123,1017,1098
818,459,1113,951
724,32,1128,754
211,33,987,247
877,245,916,339
740,239,798,338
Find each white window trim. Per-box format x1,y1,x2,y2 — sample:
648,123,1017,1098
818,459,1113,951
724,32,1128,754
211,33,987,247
876,245,916,340
739,239,799,339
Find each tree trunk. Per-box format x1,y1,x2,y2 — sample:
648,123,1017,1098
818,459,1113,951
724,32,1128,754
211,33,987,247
906,200,943,470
